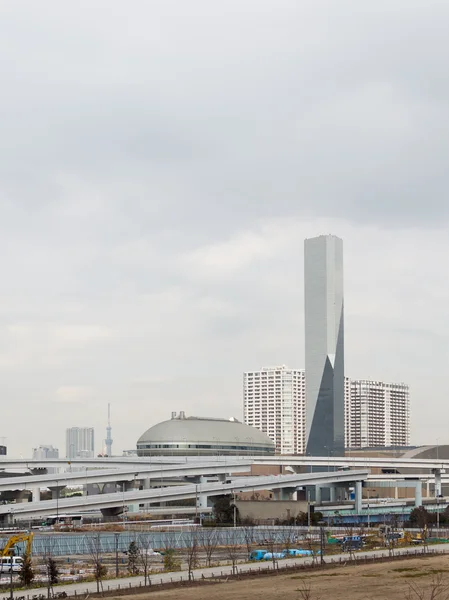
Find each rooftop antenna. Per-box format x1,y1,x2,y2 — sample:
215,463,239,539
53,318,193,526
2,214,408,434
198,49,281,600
105,403,113,457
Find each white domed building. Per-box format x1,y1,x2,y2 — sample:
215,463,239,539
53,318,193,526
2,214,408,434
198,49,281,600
137,411,275,457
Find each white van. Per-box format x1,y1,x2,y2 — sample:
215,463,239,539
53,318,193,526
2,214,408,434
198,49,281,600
0,556,23,573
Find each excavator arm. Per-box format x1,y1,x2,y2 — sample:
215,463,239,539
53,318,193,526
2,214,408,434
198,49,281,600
1,533,34,557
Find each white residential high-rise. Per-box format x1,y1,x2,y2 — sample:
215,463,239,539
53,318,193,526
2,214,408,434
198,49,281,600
243,366,306,455
32,445,59,460
344,379,410,448
244,368,410,454
66,427,95,459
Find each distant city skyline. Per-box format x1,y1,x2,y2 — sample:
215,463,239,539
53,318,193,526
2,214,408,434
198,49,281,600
32,445,59,460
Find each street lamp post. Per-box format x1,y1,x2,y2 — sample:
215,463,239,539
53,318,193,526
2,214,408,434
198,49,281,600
367,489,370,529
9,547,13,600
55,479,59,524
307,491,311,529
195,484,198,522
318,521,325,564
437,495,440,530
9,506,14,600
121,482,127,525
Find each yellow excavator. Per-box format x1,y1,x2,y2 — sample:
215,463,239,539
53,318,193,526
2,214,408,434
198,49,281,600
0,533,34,557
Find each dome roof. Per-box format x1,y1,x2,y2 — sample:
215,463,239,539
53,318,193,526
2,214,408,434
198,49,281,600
137,413,274,449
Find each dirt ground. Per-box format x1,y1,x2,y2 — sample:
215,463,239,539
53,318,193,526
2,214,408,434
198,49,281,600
111,555,449,600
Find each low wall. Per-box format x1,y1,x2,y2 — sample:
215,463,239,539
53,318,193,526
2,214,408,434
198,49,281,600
236,500,308,521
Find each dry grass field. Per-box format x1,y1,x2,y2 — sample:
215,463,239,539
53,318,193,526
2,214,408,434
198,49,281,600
111,555,449,600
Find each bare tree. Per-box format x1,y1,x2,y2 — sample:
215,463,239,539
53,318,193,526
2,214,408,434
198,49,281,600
225,529,241,575
199,528,219,567
342,525,356,561
162,548,181,572
86,533,108,594
242,525,255,558
303,532,318,565
405,574,449,600
137,534,155,586
281,526,296,554
184,527,200,581
42,535,59,599
297,579,321,600
265,528,281,570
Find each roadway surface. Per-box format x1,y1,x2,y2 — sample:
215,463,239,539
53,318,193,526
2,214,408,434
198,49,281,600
16,543,449,598
2,454,449,470
0,470,369,518
0,461,253,492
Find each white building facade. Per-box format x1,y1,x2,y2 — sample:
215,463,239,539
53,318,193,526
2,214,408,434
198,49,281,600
66,427,95,459
243,366,306,455
32,445,59,460
344,379,410,448
244,368,410,454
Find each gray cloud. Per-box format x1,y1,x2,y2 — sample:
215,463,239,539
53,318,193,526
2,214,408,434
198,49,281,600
0,1,448,453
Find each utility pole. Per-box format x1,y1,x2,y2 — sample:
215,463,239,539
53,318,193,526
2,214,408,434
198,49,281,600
114,533,119,577
233,490,237,528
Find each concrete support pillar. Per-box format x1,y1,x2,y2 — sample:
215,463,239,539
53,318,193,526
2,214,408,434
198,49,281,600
273,489,281,501
315,486,322,504
143,477,151,490
427,480,430,498
50,487,64,500
394,486,398,500
415,482,422,507
13,491,30,504
197,476,208,508
329,486,336,503
198,494,208,508
124,480,137,492
31,487,40,502
355,481,362,514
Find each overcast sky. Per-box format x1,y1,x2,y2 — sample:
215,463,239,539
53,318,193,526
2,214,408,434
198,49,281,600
1,1,448,456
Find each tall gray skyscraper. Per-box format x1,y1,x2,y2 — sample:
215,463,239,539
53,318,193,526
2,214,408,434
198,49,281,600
304,235,344,457
66,427,95,459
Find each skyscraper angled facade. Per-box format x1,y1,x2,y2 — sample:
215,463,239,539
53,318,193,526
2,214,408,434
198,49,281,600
304,235,344,456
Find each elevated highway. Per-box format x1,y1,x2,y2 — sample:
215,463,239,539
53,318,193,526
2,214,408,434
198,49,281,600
0,460,252,492
2,454,448,472
0,469,369,520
